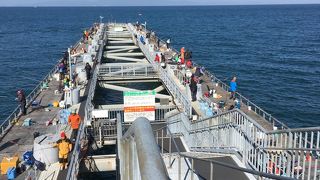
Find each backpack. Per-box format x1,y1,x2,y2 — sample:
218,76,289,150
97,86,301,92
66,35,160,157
23,151,35,166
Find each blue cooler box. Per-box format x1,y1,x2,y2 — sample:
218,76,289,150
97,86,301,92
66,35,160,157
7,167,16,179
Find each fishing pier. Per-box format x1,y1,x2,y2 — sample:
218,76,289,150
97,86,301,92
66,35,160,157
0,22,319,180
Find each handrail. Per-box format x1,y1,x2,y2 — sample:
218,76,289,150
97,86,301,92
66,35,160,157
99,63,157,78
210,75,289,129
179,153,295,180
166,109,320,180
127,23,192,117
155,125,295,180
92,104,178,121
66,23,106,180
120,117,169,180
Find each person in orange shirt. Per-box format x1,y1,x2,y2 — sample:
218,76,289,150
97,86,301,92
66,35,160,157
180,47,185,63
68,109,81,142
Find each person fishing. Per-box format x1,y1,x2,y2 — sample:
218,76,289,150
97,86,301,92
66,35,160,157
180,47,185,63
85,63,92,81
189,75,198,102
229,76,237,100
58,61,65,81
68,109,81,142
63,76,70,88
166,38,171,49
54,132,72,170
16,89,26,115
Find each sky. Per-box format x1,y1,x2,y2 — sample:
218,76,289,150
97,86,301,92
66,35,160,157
0,0,319,6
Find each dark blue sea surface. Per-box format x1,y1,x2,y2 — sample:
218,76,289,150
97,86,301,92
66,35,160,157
0,5,319,128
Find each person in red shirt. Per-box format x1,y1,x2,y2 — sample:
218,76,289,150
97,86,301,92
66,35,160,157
186,59,193,68
154,53,160,62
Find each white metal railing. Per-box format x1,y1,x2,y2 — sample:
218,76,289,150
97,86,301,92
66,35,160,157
66,23,106,180
127,23,192,117
209,75,289,129
95,104,178,121
99,63,157,78
154,125,295,180
167,109,320,180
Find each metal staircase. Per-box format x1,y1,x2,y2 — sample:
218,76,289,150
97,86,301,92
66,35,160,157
166,109,320,179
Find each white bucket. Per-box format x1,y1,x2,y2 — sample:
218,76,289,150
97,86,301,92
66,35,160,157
33,134,59,165
72,88,80,104
186,70,192,78
76,65,86,83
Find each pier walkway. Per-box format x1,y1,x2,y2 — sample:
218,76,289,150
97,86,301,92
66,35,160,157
0,78,66,157
0,23,104,179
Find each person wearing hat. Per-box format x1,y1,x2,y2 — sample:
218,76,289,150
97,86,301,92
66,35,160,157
16,89,26,115
229,76,237,100
54,132,72,170
68,109,81,142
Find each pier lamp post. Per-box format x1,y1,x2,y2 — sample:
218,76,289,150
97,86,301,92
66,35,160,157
138,13,147,30
99,16,104,24
144,21,147,31
68,47,73,105
68,47,72,84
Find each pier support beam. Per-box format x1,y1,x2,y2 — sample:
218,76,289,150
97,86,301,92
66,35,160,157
98,83,172,100
106,55,147,63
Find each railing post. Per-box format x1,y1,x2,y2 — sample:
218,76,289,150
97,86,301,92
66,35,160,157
121,65,123,77
99,127,102,145
210,161,213,180
178,155,181,180
161,129,164,154
191,158,194,180
169,135,172,167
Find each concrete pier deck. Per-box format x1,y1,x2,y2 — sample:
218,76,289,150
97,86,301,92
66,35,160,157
0,23,103,179
0,79,66,158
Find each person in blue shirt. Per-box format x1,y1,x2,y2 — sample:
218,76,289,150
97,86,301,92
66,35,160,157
229,76,237,100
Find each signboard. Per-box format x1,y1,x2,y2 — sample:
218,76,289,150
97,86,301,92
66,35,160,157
92,109,109,118
124,90,155,122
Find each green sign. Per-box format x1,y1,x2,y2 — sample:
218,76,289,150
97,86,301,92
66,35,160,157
124,90,156,96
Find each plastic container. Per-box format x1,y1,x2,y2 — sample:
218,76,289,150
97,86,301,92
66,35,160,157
1,157,18,174
59,109,70,124
64,90,72,105
200,101,206,111
218,101,225,108
82,53,93,67
235,99,241,109
7,167,16,179
72,88,80,104
196,84,202,100
206,108,214,117
33,134,59,165
75,65,86,83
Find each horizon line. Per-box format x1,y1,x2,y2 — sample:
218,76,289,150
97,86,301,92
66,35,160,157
0,3,320,8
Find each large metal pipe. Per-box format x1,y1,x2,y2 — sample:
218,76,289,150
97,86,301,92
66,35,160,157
121,117,169,180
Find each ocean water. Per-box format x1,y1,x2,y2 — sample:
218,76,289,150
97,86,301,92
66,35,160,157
0,5,319,128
